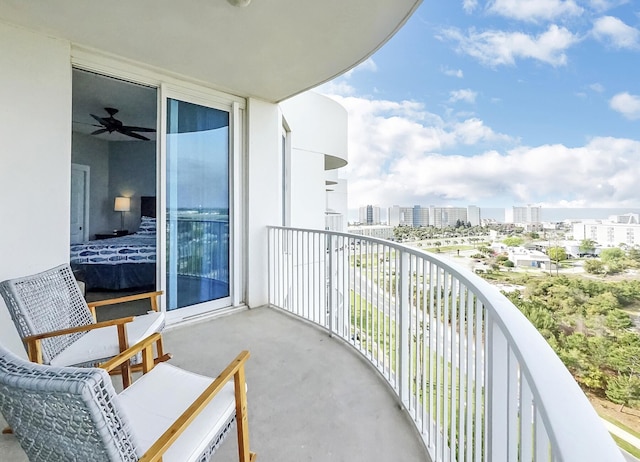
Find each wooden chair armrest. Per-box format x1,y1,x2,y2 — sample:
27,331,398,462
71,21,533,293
23,316,135,342
23,316,135,366
100,332,162,374
139,351,252,462
87,291,163,312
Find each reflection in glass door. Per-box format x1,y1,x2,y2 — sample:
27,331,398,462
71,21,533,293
166,98,230,310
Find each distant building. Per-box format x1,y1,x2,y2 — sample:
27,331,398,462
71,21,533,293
572,220,640,247
511,205,541,224
359,205,381,225
610,213,640,224
348,224,394,240
467,205,481,226
429,206,467,228
388,205,429,227
388,205,413,227
508,247,551,269
413,205,429,227
388,204,480,228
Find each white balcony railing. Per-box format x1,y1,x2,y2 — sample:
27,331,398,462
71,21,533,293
267,226,624,462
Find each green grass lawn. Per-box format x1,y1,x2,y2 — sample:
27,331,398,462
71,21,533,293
350,291,397,368
610,434,640,459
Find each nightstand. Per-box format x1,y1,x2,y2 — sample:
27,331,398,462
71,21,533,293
95,230,129,240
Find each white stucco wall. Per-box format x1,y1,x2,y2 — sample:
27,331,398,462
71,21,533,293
245,98,282,308
0,23,72,355
110,141,157,233
280,91,348,169
290,148,325,230
281,91,349,230
72,132,111,237
326,173,348,232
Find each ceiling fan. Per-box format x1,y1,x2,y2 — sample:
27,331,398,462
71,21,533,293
90,107,155,141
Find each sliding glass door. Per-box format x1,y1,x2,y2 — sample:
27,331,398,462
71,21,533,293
166,98,230,310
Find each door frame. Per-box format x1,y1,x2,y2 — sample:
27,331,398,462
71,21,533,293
70,163,90,243
72,49,246,321
159,85,245,322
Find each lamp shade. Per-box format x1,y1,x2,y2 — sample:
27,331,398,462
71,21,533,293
114,197,131,212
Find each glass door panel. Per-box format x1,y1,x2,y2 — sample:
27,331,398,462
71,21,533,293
166,98,229,310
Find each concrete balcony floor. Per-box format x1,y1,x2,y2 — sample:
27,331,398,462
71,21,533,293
0,306,430,461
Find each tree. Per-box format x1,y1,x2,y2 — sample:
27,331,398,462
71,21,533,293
605,310,633,332
628,247,640,263
547,246,567,261
605,375,640,412
609,333,640,375
579,239,596,255
600,247,625,263
584,259,605,274
478,245,492,255
503,236,524,247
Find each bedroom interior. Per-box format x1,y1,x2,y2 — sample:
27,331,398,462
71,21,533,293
71,69,159,315
70,68,232,316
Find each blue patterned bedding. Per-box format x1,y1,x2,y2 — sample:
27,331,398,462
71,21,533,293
70,233,156,265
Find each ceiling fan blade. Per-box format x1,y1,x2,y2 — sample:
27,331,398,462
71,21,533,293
90,114,107,124
118,128,150,141
121,125,156,133
91,128,108,135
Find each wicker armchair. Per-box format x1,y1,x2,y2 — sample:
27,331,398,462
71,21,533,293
0,334,256,462
0,264,169,387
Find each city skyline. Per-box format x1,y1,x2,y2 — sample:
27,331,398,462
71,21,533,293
318,1,640,211
349,204,640,224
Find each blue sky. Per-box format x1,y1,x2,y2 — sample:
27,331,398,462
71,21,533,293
318,0,640,212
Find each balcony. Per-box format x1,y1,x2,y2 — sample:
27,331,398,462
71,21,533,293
0,306,429,461
266,226,625,462
0,226,626,461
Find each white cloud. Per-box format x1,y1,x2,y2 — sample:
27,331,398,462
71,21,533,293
440,25,580,67
462,0,478,13
592,16,640,49
320,93,640,209
449,89,477,103
317,80,356,96
343,58,378,78
317,58,379,96
487,0,583,22
610,92,640,119
442,67,464,78
589,82,605,92
588,0,630,13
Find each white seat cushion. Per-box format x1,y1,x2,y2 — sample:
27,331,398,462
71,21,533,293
117,363,237,462
50,311,165,367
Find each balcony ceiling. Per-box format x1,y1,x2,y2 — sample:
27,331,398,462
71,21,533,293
0,0,421,103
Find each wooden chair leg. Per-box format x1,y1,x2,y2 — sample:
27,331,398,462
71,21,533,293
117,324,131,388
234,364,254,462
155,335,165,358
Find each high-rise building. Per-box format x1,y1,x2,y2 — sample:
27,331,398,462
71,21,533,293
429,206,468,228
388,205,429,227
467,205,481,226
413,205,429,227
512,205,541,223
359,205,381,225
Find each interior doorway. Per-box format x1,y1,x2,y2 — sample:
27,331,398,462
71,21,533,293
70,163,90,244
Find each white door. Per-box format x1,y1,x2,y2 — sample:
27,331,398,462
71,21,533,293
70,164,90,243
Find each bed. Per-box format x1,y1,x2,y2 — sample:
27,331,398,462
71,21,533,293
70,197,157,291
